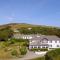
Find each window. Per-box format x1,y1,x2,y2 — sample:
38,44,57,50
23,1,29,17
34,46,37,48
38,46,41,48
49,45,52,47
29,46,33,49
46,46,48,48
55,41,57,43
31,46,33,48
57,45,59,47
42,46,45,48
49,40,52,43
59,41,60,43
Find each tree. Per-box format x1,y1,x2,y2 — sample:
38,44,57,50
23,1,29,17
0,26,13,41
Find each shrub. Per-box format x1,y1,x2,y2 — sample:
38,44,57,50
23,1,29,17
45,48,60,60
30,48,48,51
19,47,27,55
40,48,48,51
11,50,18,56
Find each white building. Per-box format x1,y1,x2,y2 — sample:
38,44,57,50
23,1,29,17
13,34,60,49
13,34,37,39
29,35,60,49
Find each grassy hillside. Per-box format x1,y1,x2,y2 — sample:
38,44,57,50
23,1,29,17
0,23,59,29
0,23,35,29
0,23,60,37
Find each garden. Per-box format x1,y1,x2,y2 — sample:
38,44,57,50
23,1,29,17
0,38,29,59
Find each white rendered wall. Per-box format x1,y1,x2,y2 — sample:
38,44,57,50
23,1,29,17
48,40,60,48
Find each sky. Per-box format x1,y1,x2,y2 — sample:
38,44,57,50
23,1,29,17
0,0,60,27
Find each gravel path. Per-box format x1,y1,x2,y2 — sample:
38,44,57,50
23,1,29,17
12,51,45,60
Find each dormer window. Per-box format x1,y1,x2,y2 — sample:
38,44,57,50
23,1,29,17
42,38,48,43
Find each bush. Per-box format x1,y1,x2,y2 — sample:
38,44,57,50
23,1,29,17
40,48,48,51
20,47,27,55
30,48,48,51
11,50,18,56
45,48,60,60
3,42,10,47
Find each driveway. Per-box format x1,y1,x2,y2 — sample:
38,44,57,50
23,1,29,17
11,51,46,60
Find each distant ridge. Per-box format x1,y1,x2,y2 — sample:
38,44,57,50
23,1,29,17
0,23,60,30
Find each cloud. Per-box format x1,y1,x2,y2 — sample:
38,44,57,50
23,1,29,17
5,16,14,22
0,14,15,23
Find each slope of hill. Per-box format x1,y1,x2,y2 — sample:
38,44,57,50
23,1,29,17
0,23,60,37
0,23,59,30
0,23,35,29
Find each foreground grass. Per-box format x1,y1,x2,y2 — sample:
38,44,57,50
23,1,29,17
0,39,28,59
0,42,20,59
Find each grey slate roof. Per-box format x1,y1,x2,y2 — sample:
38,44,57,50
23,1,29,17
30,35,60,41
29,35,60,46
13,34,60,46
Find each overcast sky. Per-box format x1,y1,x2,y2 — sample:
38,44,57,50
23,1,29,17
0,0,60,27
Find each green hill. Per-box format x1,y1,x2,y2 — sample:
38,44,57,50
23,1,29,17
0,23,59,29
0,23,60,37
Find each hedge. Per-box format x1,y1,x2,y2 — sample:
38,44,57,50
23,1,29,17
30,48,48,51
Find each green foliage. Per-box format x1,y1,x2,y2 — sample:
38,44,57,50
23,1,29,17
11,50,18,56
19,47,27,55
3,41,10,47
9,38,29,46
40,48,48,51
18,27,60,37
45,48,60,60
0,26,13,41
0,38,28,59
10,38,28,55
30,48,48,51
